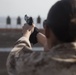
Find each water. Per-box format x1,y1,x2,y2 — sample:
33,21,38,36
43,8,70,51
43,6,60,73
0,47,44,52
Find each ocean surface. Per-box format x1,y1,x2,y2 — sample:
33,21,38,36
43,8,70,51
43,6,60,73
0,47,44,52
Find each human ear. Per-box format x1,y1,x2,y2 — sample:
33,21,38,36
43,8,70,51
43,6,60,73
45,26,50,38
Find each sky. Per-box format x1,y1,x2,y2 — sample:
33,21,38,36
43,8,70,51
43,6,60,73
0,0,59,18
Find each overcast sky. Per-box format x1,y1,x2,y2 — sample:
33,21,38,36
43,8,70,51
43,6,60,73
0,0,59,18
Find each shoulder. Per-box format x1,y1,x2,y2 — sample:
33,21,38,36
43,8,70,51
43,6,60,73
6,50,43,75
49,42,76,62
6,42,76,75
6,36,33,75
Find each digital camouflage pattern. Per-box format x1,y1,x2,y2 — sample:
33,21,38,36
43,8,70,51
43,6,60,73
6,36,76,75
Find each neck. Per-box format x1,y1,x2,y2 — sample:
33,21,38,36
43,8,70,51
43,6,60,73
47,39,60,49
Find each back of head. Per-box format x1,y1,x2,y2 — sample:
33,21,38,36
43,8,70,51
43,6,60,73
60,0,76,42
61,0,76,17
46,0,76,43
67,0,76,42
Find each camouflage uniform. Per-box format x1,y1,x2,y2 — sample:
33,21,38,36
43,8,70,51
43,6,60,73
6,36,76,75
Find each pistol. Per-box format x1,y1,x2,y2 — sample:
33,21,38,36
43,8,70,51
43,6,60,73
24,15,33,25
